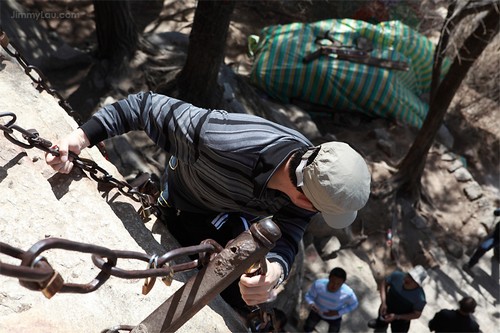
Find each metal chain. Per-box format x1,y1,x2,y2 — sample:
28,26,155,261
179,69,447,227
0,29,83,125
0,112,160,219
0,30,162,212
0,237,222,299
0,28,106,164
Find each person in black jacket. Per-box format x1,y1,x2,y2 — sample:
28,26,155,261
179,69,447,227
428,296,481,333
45,92,371,313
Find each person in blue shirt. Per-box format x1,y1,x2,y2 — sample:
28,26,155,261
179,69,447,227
304,267,359,333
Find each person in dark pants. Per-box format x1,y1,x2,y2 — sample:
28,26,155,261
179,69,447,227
368,265,427,333
463,209,500,273
428,296,481,333
303,267,359,333
45,92,372,314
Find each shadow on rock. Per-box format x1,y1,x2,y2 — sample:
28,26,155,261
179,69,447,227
0,152,26,183
47,168,85,200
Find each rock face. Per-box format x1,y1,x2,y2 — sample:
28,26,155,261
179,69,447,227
0,46,246,333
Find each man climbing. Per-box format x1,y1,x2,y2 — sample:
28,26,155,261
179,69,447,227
45,92,371,312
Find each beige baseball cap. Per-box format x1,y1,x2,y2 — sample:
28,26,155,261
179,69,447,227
297,142,371,228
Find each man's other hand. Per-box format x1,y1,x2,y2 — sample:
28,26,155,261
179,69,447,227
239,261,283,305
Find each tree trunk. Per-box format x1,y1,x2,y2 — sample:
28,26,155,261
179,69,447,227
93,0,138,64
68,0,139,121
396,6,500,198
176,0,235,109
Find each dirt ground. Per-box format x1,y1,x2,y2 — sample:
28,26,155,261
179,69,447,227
11,0,500,331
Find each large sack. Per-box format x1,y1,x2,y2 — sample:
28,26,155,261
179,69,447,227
249,19,450,128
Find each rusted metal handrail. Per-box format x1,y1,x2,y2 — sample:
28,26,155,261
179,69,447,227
0,237,222,298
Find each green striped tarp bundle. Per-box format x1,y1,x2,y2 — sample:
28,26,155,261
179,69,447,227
249,19,450,128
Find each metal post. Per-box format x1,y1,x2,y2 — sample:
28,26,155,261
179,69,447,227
131,217,281,333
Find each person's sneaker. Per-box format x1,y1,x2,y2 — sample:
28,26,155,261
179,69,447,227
367,319,378,329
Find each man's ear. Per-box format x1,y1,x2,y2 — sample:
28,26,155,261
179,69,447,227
294,191,316,211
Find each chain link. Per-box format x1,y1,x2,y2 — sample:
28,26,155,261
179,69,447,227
0,112,161,219
0,28,162,220
1,238,222,298
1,29,83,125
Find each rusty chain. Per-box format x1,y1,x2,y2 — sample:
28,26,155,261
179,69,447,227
0,237,222,299
0,29,162,219
0,112,160,220
0,25,160,212
0,29,82,125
